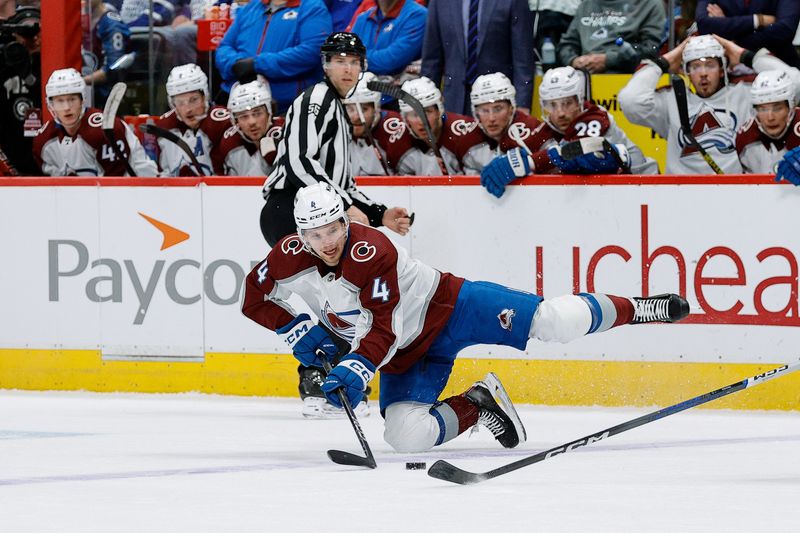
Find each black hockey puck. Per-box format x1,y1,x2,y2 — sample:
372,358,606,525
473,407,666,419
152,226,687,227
405,462,426,470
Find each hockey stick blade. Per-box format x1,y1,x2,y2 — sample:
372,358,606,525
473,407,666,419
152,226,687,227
319,352,377,469
139,123,205,176
670,75,724,175
428,361,800,485
102,82,137,176
366,80,449,175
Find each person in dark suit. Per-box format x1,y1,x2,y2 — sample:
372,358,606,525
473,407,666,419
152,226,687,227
421,0,534,116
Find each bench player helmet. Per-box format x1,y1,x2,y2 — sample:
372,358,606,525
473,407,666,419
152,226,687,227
470,72,517,133
538,66,585,133
682,35,727,74
166,63,210,116
45,68,87,123
228,76,273,128
751,69,796,139
343,72,382,128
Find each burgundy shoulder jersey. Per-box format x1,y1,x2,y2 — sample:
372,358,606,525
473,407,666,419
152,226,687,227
154,105,230,176
736,109,800,173
241,223,464,373
211,116,284,176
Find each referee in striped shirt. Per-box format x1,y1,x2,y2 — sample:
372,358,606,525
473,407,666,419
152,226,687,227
260,32,412,247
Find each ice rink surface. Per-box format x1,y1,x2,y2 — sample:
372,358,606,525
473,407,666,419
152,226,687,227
1,391,798,533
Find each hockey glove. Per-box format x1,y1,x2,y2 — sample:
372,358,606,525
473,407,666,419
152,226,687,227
480,147,532,198
275,314,337,368
232,57,257,83
776,146,800,186
549,137,630,174
321,354,376,408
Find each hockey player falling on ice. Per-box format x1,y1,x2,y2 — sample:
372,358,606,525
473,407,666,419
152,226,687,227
241,182,690,453
33,68,156,177
211,76,284,176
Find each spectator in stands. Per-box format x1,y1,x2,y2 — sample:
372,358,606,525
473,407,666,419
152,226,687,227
558,0,665,74
736,70,800,173
529,0,581,60
344,71,415,175
154,63,230,176
350,0,426,80
83,0,131,105
421,0,535,116
619,34,800,174
327,0,367,32
212,76,285,176
215,0,332,113
695,1,800,68
396,76,490,175
34,68,156,177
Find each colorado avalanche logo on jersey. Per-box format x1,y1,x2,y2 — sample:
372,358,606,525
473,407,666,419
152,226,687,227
498,308,516,331
350,241,377,262
267,125,283,139
281,235,304,255
321,302,359,341
451,119,479,136
210,108,231,121
383,117,406,143
678,107,736,156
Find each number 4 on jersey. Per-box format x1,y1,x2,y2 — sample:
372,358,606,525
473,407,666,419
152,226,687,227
371,277,390,302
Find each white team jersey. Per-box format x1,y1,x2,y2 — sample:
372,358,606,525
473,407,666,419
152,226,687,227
350,137,390,176
619,49,800,174
154,107,230,176
34,109,157,177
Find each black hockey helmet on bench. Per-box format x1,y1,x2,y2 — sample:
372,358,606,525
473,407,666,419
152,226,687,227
321,32,367,70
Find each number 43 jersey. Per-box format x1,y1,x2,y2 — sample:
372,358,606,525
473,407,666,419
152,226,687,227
242,223,464,374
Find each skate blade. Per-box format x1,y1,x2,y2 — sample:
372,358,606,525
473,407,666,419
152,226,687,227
483,372,527,444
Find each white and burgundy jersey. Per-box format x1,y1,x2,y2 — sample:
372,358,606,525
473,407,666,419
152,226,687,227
472,110,558,169
154,105,230,176
531,102,658,174
735,109,800,173
33,107,157,177
350,111,414,176
397,112,490,175
241,223,464,374
619,50,800,174
211,117,285,176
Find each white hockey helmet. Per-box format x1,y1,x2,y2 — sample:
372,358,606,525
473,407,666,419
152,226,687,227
470,72,516,113
399,76,444,116
343,72,381,128
751,69,796,139
167,63,210,104
682,35,727,73
294,182,348,232
45,68,86,99
228,76,272,115
538,66,585,106
751,70,796,108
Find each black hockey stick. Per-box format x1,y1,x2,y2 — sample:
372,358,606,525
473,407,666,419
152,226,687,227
671,75,724,175
139,123,205,176
318,351,377,469
366,80,449,176
102,82,137,176
428,360,800,485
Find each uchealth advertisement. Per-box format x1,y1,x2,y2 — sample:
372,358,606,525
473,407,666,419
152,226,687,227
1,179,799,367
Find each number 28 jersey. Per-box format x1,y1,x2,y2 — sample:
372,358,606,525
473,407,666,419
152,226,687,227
241,223,464,374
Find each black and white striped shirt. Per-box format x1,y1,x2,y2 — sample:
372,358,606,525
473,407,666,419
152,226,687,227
263,80,379,216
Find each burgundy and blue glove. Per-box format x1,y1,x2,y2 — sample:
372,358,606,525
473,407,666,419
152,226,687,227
776,146,800,185
321,354,376,408
480,147,532,198
276,313,337,368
